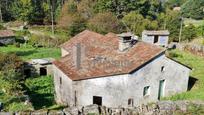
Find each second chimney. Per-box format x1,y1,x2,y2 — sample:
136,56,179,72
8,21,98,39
117,32,134,52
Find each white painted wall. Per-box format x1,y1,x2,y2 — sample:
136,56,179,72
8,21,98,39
54,54,190,107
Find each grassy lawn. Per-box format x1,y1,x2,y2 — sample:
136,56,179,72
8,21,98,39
184,18,204,27
0,45,61,60
29,26,69,41
165,49,204,100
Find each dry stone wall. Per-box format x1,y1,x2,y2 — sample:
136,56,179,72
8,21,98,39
1,100,204,115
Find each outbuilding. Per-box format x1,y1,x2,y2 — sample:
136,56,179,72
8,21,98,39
0,30,15,46
142,30,170,47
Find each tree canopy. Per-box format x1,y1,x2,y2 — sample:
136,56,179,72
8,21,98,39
181,0,204,20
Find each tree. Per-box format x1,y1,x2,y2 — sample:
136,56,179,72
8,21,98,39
0,53,24,96
165,0,187,8
67,14,86,37
181,0,204,20
94,0,163,19
11,0,34,22
158,9,181,42
87,12,121,34
122,11,158,36
182,24,197,42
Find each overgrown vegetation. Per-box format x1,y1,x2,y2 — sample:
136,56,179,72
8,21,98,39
25,76,59,110
0,52,33,111
165,50,204,100
0,53,59,111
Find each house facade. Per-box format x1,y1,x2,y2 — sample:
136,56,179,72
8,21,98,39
142,30,170,47
0,30,15,46
53,30,191,107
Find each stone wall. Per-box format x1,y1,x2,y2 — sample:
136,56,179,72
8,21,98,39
1,100,204,115
0,37,15,45
170,42,204,57
72,54,190,107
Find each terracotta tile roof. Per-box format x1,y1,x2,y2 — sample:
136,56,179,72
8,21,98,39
0,30,15,38
54,30,165,81
142,30,170,36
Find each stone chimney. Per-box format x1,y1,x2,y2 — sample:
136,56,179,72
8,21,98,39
117,32,135,52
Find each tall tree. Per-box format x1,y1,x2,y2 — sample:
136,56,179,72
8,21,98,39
181,0,204,20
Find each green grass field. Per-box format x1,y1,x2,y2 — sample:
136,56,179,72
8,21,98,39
0,45,61,60
165,49,204,100
184,18,204,27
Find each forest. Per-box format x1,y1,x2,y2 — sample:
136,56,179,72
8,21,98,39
0,0,203,42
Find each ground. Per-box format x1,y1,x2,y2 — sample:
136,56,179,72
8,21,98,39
165,49,204,100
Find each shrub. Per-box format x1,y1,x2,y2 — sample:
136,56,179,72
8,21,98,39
0,24,5,30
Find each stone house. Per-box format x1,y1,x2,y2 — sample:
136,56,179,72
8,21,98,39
53,30,191,108
0,30,15,46
142,30,170,47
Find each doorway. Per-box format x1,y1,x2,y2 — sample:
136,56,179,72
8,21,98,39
93,96,102,106
40,67,47,76
158,80,165,100
154,35,159,43
24,69,31,78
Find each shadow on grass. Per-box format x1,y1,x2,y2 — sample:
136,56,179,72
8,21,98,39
29,92,55,110
14,50,38,57
188,76,198,91
23,83,55,110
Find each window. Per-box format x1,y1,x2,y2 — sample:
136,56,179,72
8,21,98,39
161,66,165,72
93,96,102,106
60,77,62,85
128,98,134,107
124,37,132,41
143,86,150,96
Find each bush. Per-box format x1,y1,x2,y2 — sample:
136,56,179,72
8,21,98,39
168,51,183,58
182,24,197,42
88,12,121,34
0,24,5,30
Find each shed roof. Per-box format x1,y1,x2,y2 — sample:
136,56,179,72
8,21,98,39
54,30,165,81
142,30,170,36
0,30,15,38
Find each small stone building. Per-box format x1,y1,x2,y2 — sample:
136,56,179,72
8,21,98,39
53,30,191,108
24,58,54,77
0,30,15,46
142,30,170,47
